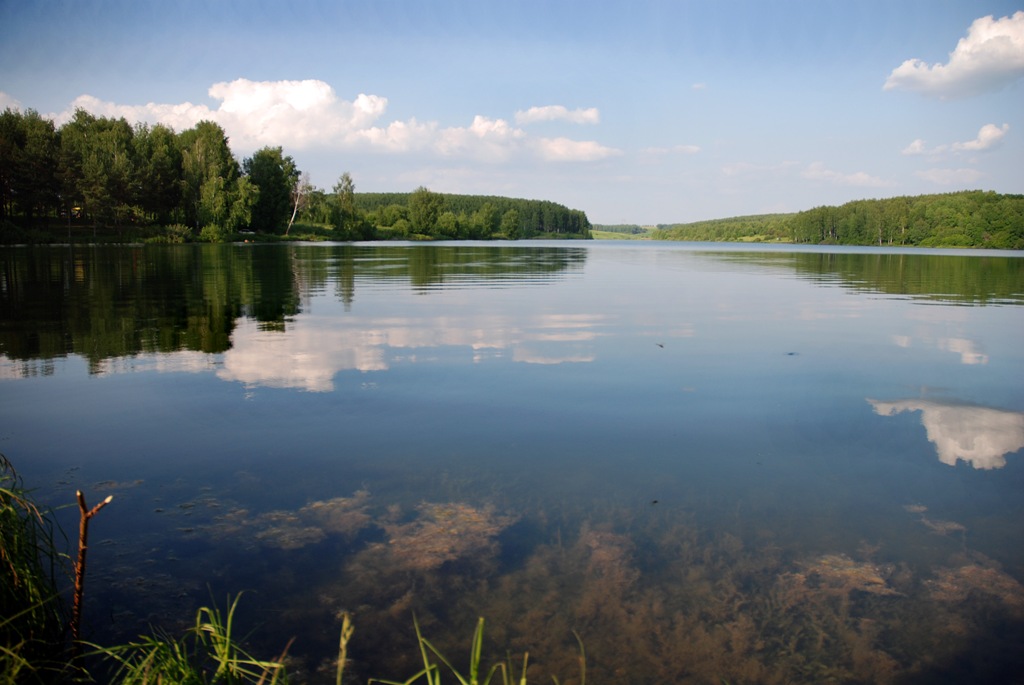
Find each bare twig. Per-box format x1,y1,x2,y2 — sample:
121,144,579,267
71,490,112,651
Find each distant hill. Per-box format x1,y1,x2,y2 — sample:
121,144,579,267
651,191,1024,249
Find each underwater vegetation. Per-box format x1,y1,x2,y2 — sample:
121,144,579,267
123,487,1021,684
7,459,1024,684
200,489,374,551
374,502,518,572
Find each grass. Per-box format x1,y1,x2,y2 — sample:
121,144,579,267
370,617,585,685
0,454,70,684
92,594,295,685
90,607,583,685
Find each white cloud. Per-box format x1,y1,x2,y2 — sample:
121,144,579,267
57,93,214,130
208,79,389,149
903,123,1010,156
884,11,1024,98
901,139,928,155
535,137,621,162
355,118,438,153
801,162,889,187
435,115,526,161
691,83,707,91
45,79,615,166
914,168,984,185
53,79,391,152
951,122,1009,151
514,105,600,125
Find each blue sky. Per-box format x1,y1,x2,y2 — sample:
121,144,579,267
2,0,1022,224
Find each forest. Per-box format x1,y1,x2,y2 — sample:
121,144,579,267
3,107,1021,248
654,191,1024,249
0,107,591,243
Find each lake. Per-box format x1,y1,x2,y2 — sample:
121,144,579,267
2,241,1023,683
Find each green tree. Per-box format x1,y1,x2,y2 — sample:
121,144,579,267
409,186,445,235
379,204,409,227
58,110,138,230
179,121,242,232
243,146,297,233
437,210,459,237
2,109,60,227
133,123,182,225
299,188,333,225
333,172,369,239
500,208,521,239
0,108,22,222
333,172,356,217
471,202,499,239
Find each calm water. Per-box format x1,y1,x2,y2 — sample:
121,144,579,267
2,241,1023,683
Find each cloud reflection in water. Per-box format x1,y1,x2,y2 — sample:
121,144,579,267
219,311,604,392
868,398,1024,470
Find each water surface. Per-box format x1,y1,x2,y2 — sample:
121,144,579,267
2,241,1023,683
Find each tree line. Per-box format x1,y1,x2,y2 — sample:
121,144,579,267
591,224,651,235
654,191,1024,249
354,190,591,240
0,107,592,243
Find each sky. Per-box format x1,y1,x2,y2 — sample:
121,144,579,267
1,0,1022,225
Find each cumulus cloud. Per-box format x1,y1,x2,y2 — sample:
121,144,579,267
903,123,1010,156
514,105,600,125
802,162,889,187
53,79,391,151
884,12,1024,98
355,118,438,153
45,79,614,165
914,168,984,185
435,115,526,161
951,122,1010,151
209,79,388,149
